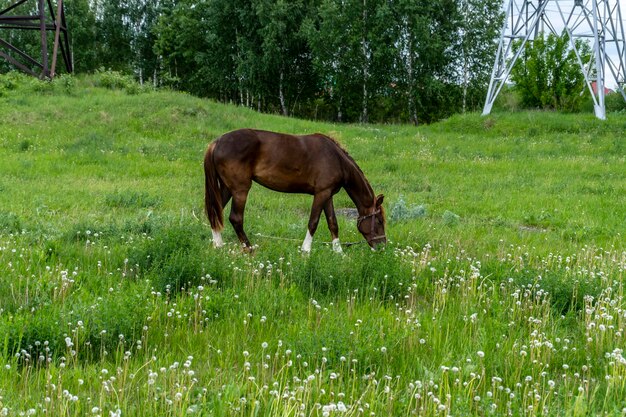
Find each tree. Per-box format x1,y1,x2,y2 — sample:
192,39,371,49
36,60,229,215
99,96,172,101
255,0,315,116
92,0,134,72
457,0,503,113
392,0,461,125
149,0,503,123
127,0,161,85
305,0,394,123
510,32,591,111
65,0,97,73
154,0,226,96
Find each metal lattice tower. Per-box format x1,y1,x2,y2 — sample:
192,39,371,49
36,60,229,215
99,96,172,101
0,0,72,78
483,0,626,120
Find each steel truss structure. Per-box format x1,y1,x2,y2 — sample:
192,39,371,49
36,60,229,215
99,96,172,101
0,0,72,78
483,0,626,119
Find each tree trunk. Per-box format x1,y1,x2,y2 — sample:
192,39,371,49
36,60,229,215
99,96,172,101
338,95,343,122
462,59,468,114
279,70,288,116
361,0,368,124
461,0,468,114
407,36,418,126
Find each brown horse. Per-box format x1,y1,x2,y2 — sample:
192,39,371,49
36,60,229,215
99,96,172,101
204,129,386,252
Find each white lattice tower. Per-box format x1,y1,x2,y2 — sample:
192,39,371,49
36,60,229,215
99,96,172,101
483,0,626,120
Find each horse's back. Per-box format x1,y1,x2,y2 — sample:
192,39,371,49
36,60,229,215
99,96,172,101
213,129,343,194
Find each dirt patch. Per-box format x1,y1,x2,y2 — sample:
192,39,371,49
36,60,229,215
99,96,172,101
336,208,358,219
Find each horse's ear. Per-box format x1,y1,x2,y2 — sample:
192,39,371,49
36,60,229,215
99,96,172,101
376,194,384,207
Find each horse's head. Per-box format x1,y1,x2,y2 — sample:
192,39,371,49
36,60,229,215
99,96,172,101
357,194,387,250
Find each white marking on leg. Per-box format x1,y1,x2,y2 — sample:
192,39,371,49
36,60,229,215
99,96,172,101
212,229,224,248
332,238,343,253
301,230,313,253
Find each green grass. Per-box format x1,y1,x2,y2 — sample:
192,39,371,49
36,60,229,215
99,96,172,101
0,72,625,416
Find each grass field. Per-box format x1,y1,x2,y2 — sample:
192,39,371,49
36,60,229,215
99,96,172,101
1,72,625,416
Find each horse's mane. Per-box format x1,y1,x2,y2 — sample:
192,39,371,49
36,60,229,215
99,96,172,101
315,133,365,176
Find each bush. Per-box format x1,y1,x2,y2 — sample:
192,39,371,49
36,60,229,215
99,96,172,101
0,71,31,96
52,74,76,95
0,211,22,233
442,210,460,225
389,196,426,223
29,78,55,94
94,69,144,94
511,33,591,112
605,91,626,113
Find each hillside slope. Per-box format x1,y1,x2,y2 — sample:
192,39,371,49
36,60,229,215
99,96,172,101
0,74,625,416
1,75,624,251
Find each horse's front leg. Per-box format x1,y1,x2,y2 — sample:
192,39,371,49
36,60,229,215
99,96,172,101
323,197,342,253
302,192,330,253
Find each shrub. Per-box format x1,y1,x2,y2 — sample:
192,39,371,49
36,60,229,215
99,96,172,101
0,211,22,233
0,71,30,95
511,33,591,112
29,78,55,94
52,74,76,95
605,91,626,113
94,69,144,94
389,195,426,222
442,210,460,225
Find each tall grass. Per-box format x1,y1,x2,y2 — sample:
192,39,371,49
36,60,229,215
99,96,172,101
0,72,625,416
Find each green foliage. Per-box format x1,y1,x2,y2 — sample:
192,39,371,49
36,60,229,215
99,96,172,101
1,0,504,123
442,210,461,225
0,72,42,96
458,0,505,112
151,0,503,123
389,196,427,222
93,69,143,93
511,33,591,111
605,91,626,113
0,212,22,233
52,74,76,95
0,72,26,94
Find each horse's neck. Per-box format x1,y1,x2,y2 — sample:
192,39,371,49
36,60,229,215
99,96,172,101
342,159,374,215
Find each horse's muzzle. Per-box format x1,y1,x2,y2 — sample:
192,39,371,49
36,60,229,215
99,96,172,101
369,236,387,250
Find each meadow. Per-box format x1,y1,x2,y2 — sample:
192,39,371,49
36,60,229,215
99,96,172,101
0,72,625,416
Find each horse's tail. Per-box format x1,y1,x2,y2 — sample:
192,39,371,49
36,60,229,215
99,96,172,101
204,142,224,231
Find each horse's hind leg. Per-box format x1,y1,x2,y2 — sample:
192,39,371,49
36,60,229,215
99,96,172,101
211,187,232,248
229,188,253,250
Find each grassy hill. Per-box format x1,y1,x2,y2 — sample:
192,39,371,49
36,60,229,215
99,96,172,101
0,73,625,416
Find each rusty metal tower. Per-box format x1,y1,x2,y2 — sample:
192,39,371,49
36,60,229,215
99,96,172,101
0,0,72,78
483,0,626,120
